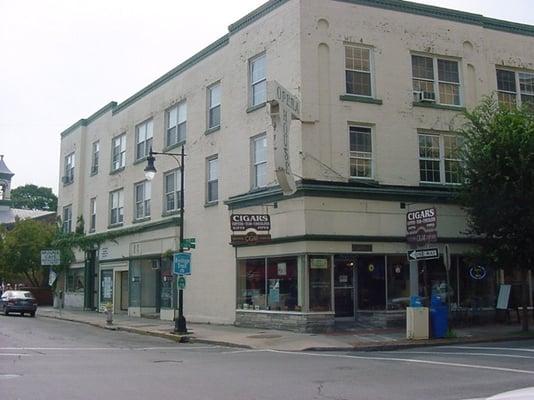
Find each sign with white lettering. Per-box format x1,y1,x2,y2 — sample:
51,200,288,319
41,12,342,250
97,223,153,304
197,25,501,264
230,214,271,232
407,248,439,261
406,207,437,232
173,253,191,276
41,250,60,266
267,81,301,196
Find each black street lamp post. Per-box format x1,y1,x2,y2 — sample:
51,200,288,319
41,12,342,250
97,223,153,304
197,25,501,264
144,144,187,334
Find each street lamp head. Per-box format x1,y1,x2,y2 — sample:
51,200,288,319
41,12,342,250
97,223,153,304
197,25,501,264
144,150,157,181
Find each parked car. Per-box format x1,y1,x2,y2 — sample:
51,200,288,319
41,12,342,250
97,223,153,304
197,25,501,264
1,290,38,317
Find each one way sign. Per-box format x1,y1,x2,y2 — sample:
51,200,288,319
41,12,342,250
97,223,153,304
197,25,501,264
407,248,439,261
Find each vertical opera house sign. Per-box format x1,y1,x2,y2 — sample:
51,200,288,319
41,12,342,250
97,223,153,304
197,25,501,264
267,81,301,196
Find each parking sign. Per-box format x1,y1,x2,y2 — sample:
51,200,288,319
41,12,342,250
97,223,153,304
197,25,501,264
173,253,191,275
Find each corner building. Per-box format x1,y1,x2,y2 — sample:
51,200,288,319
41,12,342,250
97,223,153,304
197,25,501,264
58,0,534,331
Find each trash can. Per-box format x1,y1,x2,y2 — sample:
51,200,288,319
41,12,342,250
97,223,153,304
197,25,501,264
430,295,448,338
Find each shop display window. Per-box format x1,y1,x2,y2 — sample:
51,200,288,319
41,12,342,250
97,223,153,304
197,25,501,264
160,258,173,309
67,268,85,293
386,256,410,310
237,258,266,310
357,255,385,310
267,257,298,311
309,256,332,312
458,257,496,308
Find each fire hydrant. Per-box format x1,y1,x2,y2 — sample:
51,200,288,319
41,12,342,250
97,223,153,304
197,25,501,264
104,303,113,325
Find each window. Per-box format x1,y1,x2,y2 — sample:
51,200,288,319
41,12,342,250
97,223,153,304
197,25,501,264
250,53,266,106
251,134,267,188
89,198,96,232
134,181,151,220
109,189,124,225
64,152,75,184
412,55,461,106
496,69,534,109
111,134,126,171
208,83,221,130
91,141,99,175
206,156,218,203
345,45,373,97
166,101,187,147
164,169,181,213
67,268,85,292
418,133,462,184
349,126,373,179
135,119,153,160
62,205,72,233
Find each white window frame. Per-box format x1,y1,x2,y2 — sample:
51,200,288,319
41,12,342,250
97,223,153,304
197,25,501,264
166,101,187,147
89,197,96,233
62,204,72,233
109,189,124,226
207,82,221,130
111,134,126,171
344,44,375,98
134,181,151,220
249,53,267,107
64,152,75,184
418,133,462,185
251,134,267,189
163,169,181,214
91,141,99,175
206,156,219,204
496,67,534,108
412,53,463,106
348,125,373,179
135,119,153,160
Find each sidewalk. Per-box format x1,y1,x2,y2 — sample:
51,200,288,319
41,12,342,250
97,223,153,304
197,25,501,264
37,307,533,352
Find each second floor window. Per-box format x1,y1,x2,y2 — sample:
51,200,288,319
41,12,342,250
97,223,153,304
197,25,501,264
111,134,126,171
164,169,181,213
64,152,75,184
419,133,462,184
134,181,151,220
110,189,124,225
250,53,266,106
91,141,99,175
206,156,218,203
497,69,534,109
345,45,372,97
166,102,187,147
136,119,153,160
89,198,96,232
62,205,72,233
412,55,461,106
251,134,267,188
349,126,373,179
208,83,221,130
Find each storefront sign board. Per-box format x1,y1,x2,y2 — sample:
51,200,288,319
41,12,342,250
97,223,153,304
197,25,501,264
406,207,437,233
230,232,271,246
230,214,270,232
173,252,191,275
407,248,439,261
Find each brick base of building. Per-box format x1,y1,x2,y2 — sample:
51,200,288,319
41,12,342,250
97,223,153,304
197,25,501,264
235,310,335,333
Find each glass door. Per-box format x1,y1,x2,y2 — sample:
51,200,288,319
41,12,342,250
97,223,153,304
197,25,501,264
334,255,356,317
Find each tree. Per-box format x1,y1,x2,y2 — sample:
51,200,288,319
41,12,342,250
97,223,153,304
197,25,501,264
11,184,57,211
1,219,56,287
460,98,534,331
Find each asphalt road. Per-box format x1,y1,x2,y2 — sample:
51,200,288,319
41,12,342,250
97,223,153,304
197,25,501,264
1,314,533,400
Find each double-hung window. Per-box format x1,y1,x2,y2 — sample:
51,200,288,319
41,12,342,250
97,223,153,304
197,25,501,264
134,181,151,220
136,119,153,160
208,83,221,130
111,134,126,171
109,189,124,226
345,45,373,97
206,156,218,203
89,198,96,232
166,102,187,147
164,169,181,213
412,55,461,106
91,141,99,175
418,133,462,184
250,53,266,107
62,205,72,233
496,69,534,109
349,126,373,179
251,134,267,188
64,152,75,184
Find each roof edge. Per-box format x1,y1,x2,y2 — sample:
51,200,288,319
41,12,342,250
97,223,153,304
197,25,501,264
60,101,117,138
228,0,290,33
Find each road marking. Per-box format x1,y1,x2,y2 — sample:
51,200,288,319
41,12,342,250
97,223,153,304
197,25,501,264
231,349,534,375
0,374,22,380
392,350,534,360
0,353,31,357
0,346,219,352
447,346,534,353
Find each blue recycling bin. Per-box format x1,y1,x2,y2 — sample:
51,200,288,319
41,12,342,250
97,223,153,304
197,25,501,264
430,296,448,338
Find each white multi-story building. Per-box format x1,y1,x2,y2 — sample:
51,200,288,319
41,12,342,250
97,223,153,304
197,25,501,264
58,0,534,331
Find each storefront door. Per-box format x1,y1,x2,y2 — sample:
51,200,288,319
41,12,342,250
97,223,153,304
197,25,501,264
120,271,129,311
334,256,356,317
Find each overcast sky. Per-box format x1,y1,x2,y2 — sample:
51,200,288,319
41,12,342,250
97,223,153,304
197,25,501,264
1,0,532,193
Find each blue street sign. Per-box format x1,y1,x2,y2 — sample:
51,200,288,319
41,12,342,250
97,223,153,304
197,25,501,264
173,252,191,275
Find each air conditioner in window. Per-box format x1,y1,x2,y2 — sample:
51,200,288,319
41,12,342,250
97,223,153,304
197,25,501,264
61,176,72,184
413,91,436,103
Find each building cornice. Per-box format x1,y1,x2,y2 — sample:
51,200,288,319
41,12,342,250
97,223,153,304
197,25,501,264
60,102,118,138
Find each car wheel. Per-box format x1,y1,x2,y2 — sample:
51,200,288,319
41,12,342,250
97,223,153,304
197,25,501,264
20,312,25,317
30,311,35,318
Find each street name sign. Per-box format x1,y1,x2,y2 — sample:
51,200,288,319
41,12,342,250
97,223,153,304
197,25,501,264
173,253,191,275
181,238,196,250
407,248,439,261
41,250,60,266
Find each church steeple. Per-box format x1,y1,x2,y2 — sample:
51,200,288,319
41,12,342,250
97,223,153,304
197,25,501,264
0,155,14,204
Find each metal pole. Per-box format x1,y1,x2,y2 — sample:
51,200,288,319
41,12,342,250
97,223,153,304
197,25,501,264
175,144,187,334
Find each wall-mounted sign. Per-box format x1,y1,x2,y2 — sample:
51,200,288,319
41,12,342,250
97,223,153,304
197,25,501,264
230,214,271,232
267,80,301,196
41,250,60,266
469,265,487,280
230,232,272,246
277,262,287,276
310,258,328,269
406,208,437,232
406,231,438,244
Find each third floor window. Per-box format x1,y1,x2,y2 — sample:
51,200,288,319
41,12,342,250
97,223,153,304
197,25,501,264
64,152,75,184
166,101,187,147
412,55,461,106
496,68,534,109
111,134,126,171
345,45,373,97
91,141,99,175
250,53,266,106
208,83,221,130
136,119,153,160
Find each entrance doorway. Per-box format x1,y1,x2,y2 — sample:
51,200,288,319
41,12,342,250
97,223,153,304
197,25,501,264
334,255,357,318
119,271,129,311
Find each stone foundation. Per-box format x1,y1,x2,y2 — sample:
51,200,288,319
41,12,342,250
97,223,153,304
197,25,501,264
235,310,335,333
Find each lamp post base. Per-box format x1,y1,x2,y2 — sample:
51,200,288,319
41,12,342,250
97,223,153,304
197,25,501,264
174,316,187,334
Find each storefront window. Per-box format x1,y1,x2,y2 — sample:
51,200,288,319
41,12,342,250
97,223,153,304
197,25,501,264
160,258,172,309
357,255,386,310
237,258,266,310
129,262,141,307
67,268,85,292
309,256,332,312
129,259,159,312
100,269,113,304
387,256,410,310
459,257,496,308
267,257,298,311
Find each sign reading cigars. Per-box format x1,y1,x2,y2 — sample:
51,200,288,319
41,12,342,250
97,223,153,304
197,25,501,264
230,214,271,246
406,207,438,244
